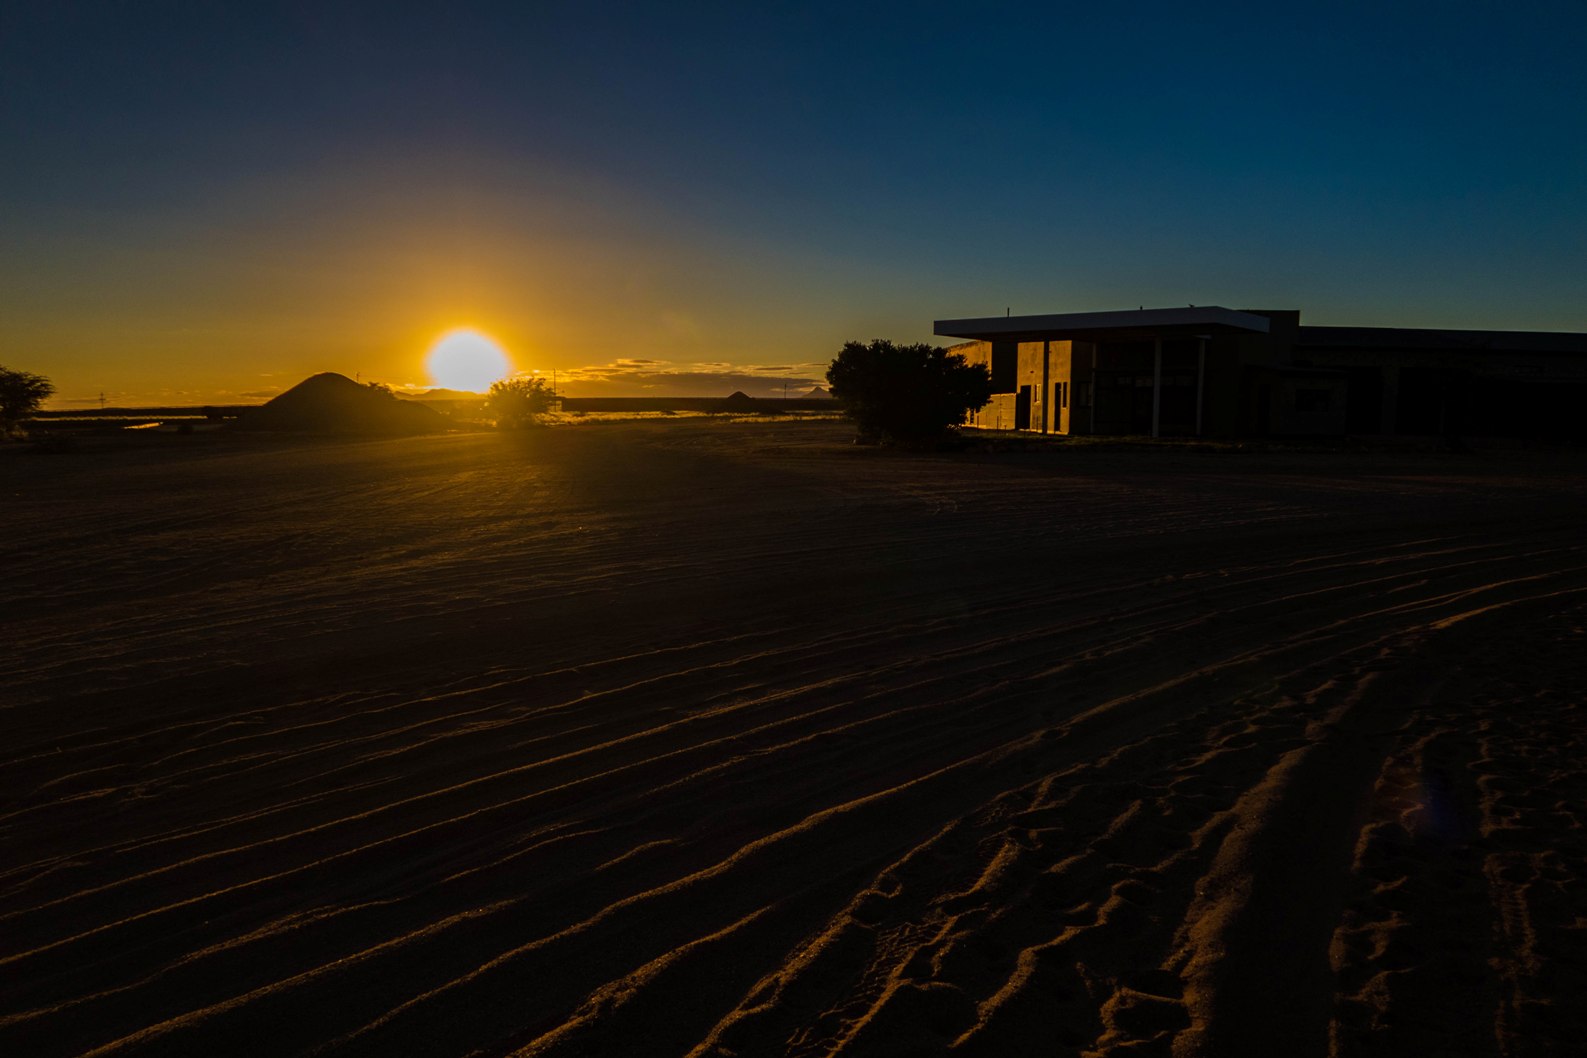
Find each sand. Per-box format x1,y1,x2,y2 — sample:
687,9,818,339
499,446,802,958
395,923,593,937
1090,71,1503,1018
2,421,1584,1057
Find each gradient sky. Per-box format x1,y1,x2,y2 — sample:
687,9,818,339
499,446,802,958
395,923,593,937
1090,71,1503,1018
4,1,1585,405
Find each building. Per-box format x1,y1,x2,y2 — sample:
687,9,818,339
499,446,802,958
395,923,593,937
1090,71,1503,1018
935,307,1587,440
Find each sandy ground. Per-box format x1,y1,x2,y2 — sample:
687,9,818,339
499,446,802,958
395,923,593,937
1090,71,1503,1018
2,420,1585,1057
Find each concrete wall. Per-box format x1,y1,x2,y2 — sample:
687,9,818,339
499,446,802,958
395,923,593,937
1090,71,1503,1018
968,393,1018,431
1049,341,1075,434
1069,341,1096,434
1269,373,1350,435
955,339,1036,431
951,341,1006,430
1016,341,1050,431
958,340,1082,435
949,340,992,375
1293,342,1587,438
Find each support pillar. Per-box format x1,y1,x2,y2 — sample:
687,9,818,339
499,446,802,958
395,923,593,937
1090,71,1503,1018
1041,339,1051,433
1380,364,1399,434
1090,344,1098,434
1196,338,1206,436
1151,337,1162,438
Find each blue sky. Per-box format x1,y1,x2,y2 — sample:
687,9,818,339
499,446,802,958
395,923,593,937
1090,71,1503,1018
4,1,1585,402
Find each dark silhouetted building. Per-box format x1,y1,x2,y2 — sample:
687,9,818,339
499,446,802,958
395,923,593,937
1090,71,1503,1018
935,307,1587,441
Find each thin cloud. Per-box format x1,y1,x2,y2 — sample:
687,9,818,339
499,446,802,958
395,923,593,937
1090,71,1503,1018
552,358,830,398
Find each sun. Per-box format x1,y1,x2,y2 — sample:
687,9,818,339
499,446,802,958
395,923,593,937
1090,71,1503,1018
425,328,512,392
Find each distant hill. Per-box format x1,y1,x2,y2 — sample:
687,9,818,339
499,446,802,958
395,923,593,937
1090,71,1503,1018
803,386,835,399
236,373,449,435
399,388,486,402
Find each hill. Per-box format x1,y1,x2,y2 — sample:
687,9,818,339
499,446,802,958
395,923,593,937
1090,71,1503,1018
237,373,449,434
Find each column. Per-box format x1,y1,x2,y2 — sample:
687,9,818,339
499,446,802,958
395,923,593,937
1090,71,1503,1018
1090,344,1098,434
1041,339,1051,433
1151,337,1162,438
1196,338,1206,436
1380,365,1399,434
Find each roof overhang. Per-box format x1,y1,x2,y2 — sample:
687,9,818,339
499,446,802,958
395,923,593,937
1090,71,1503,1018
1297,325,1587,355
935,306,1272,343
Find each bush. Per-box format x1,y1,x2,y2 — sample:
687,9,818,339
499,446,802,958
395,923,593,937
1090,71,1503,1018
1,365,54,437
825,340,992,444
487,376,555,428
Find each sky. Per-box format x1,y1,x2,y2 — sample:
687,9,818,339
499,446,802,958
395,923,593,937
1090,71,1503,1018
4,1,1585,406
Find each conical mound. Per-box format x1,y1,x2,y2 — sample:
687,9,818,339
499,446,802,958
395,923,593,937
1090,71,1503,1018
239,373,447,435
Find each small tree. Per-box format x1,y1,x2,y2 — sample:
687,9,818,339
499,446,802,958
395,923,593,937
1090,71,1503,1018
487,376,555,428
0,366,55,436
826,340,992,444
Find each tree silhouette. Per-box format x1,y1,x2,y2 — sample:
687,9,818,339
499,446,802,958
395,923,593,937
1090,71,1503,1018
487,376,555,428
826,340,992,444
0,366,55,436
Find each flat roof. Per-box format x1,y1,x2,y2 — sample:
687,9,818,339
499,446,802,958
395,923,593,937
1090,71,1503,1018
935,306,1272,342
1297,325,1587,355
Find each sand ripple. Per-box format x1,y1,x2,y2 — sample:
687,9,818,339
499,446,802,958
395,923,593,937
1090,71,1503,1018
2,424,1584,1056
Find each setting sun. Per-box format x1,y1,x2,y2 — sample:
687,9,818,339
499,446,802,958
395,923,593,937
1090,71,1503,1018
425,329,512,392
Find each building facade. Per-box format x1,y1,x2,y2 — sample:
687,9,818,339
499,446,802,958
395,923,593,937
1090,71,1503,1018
936,307,1587,440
